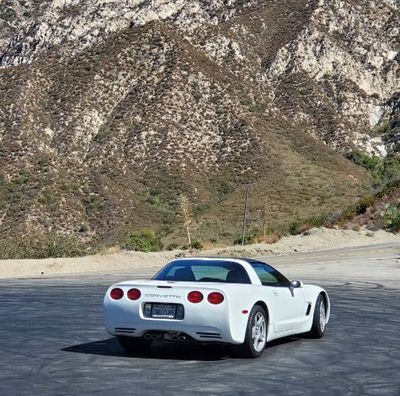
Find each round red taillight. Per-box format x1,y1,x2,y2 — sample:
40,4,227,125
208,292,224,305
127,288,141,301
110,288,123,300
187,291,204,303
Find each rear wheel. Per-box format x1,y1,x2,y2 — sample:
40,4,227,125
308,294,327,338
237,305,267,358
117,336,152,354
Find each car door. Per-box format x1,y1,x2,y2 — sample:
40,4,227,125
269,285,307,333
251,262,307,333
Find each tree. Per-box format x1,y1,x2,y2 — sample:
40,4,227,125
178,194,192,246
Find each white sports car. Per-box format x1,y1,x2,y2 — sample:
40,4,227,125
103,257,330,358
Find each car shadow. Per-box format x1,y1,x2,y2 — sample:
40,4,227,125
62,336,302,361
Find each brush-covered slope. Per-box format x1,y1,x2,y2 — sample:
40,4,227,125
1,0,398,248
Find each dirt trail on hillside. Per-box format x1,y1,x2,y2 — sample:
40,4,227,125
0,228,399,279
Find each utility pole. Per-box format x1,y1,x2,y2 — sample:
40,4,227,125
261,199,268,237
241,186,249,246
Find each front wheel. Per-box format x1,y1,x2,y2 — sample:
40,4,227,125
308,294,327,338
117,336,152,354
237,305,267,358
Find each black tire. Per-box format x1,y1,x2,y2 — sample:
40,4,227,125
117,336,152,354
308,294,327,338
236,305,268,358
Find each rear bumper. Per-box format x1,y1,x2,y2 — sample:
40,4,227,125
105,319,239,344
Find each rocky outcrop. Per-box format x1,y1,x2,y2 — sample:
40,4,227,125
0,0,257,66
1,0,398,153
266,0,399,155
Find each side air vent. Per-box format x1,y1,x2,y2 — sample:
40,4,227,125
115,327,136,334
306,304,312,316
196,331,222,339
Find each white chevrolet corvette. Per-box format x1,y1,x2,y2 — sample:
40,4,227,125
103,257,330,358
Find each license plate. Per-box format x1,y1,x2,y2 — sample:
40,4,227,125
151,304,176,319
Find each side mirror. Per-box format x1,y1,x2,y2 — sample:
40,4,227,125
290,280,303,288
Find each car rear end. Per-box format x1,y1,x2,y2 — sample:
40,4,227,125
103,280,238,344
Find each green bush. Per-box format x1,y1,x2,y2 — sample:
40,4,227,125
346,150,400,184
167,243,179,251
307,214,328,228
379,203,400,233
120,229,162,252
381,158,400,182
346,150,382,176
288,221,300,235
190,240,203,250
233,232,257,245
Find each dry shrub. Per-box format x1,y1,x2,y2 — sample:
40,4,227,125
99,245,121,255
201,241,218,251
298,223,313,234
257,233,281,244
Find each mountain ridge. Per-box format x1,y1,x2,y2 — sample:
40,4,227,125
0,0,398,250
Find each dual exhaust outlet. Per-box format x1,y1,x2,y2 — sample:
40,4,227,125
144,332,187,341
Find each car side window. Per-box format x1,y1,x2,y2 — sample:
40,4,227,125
251,263,290,287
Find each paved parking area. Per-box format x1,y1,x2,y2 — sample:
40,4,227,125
1,243,399,395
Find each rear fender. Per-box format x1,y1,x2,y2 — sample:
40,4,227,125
225,285,270,344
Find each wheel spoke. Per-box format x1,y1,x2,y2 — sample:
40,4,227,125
319,301,326,331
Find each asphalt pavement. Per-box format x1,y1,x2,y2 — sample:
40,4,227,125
0,243,400,395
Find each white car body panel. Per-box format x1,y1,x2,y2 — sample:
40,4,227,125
103,258,330,345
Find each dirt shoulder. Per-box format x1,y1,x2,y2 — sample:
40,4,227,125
1,227,399,279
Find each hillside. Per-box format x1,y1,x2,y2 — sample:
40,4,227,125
0,0,399,254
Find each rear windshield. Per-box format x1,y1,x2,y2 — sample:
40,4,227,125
153,259,251,284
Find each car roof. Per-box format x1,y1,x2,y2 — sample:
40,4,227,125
170,257,253,265
170,257,270,265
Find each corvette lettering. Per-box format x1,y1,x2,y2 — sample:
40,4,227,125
144,294,181,298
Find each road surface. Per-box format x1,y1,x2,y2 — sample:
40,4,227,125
1,243,399,395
